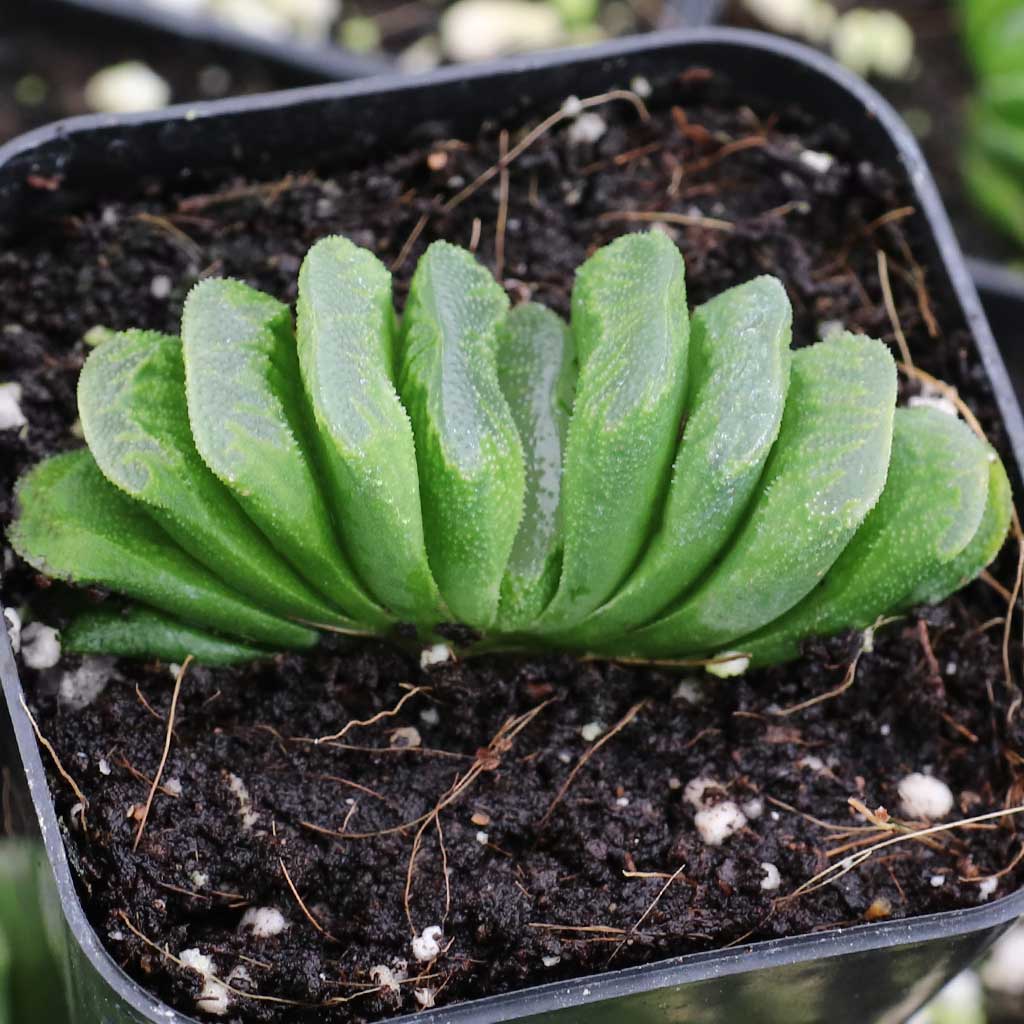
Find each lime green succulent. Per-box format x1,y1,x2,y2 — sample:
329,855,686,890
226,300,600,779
7,232,1011,668
961,0,1024,248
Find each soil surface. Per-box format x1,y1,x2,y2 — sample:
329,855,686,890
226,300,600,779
727,0,1020,264
0,8,308,147
2,66,1023,1022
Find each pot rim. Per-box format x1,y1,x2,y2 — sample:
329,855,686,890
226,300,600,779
2,25,1023,1024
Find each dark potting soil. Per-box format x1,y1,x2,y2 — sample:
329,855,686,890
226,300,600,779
0,8,306,146
727,0,1021,264
2,67,1024,1022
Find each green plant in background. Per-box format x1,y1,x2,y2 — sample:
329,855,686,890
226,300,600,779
7,232,1011,668
961,0,1024,248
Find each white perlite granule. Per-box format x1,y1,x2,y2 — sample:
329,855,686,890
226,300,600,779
84,61,171,114
21,622,61,669
226,773,260,829
0,382,27,431
706,652,749,678
58,657,112,709
694,802,747,846
898,773,954,820
239,907,288,938
179,949,230,1016
419,643,453,669
760,862,782,891
412,925,443,962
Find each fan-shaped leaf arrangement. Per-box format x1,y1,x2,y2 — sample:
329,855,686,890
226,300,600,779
8,232,1012,667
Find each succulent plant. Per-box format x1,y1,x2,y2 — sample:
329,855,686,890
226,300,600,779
960,0,1024,247
8,232,1011,668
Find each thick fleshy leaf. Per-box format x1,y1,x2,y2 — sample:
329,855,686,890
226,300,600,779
622,333,897,657
398,241,525,628
964,140,1024,248
8,450,317,649
737,407,994,666
901,449,1013,608
78,329,341,626
961,0,1024,75
536,231,689,633
182,278,389,628
64,606,270,666
296,236,446,625
562,275,791,648
495,303,576,632
978,73,1024,124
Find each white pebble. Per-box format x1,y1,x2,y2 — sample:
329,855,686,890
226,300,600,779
672,679,705,704
369,963,405,995
21,622,61,669
3,607,21,653
694,802,747,846
475,831,489,845
898,773,954,821
978,877,998,901
630,75,652,99
760,862,781,891
226,773,260,829
440,0,563,62
743,0,836,42
567,113,607,146
667,776,682,791
150,275,172,299
580,721,603,743
982,924,1024,995
58,657,112,709
179,949,230,1016
561,95,583,117
799,149,835,174
391,725,422,748
414,988,436,1008
542,954,562,967
706,652,749,678
0,383,27,431
420,707,440,726
831,8,914,79
191,871,210,889
419,643,453,669
615,796,630,808
557,751,573,764
945,661,957,676
240,907,288,938
98,758,111,776
84,61,171,114
742,797,764,820
930,874,945,888
880,723,891,736
163,777,182,797
412,925,443,962
683,777,719,809
799,755,825,773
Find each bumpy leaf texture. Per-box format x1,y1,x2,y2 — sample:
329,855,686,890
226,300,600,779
8,231,1012,667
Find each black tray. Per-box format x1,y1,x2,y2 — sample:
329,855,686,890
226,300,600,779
45,0,392,85
2,27,1023,1024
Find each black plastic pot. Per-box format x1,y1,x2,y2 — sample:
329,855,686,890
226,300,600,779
44,0,392,86
43,0,720,90
971,257,1024,402
2,27,1024,1024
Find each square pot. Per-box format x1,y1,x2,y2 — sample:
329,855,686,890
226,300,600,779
1,28,1023,1024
